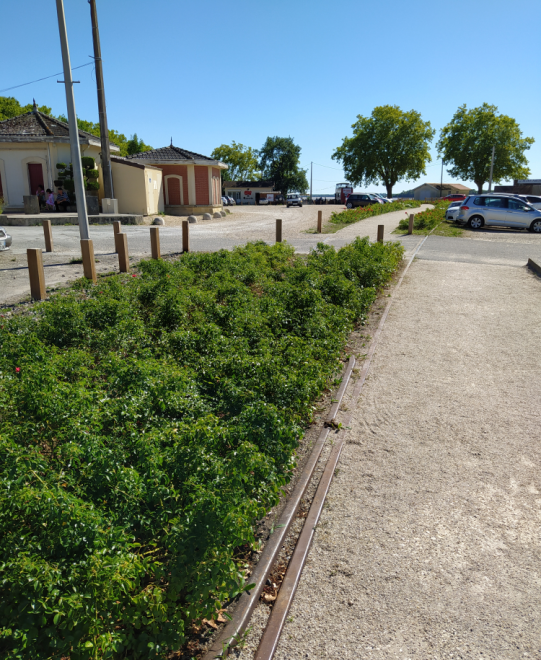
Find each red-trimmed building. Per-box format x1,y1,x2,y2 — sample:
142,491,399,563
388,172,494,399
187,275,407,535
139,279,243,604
126,143,227,215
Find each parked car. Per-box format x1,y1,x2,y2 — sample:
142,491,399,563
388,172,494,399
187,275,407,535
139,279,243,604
346,193,379,209
221,196,229,206
227,196,236,205
286,193,303,207
0,226,12,250
445,200,463,222
507,194,541,210
370,193,391,203
259,197,270,205
456,195,541,232
441,194,467,202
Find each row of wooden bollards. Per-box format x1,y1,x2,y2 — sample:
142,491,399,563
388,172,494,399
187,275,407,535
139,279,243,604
28,211,401,301
27,220,192,301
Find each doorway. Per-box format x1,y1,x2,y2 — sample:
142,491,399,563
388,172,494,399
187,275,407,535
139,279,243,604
28,163,44,196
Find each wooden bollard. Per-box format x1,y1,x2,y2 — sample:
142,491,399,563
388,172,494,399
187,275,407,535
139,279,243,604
27,248,46,300
117,233,129,272
377,225,384,243
80,239,97,284
317,210,322,233
408,214,414,235
43,219,53,252
150,226,160,260
113,220,121,253
182,220,190,253
276,218,283,243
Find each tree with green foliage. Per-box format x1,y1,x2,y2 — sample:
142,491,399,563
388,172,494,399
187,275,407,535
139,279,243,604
332,105,435,199
0,96,52,121
210,142,260,182
437,103,534,193
259,136,308,194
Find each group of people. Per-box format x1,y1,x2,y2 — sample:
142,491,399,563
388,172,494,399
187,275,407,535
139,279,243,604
36,185,70,212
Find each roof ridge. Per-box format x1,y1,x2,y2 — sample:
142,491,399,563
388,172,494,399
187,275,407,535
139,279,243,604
34,111,54,136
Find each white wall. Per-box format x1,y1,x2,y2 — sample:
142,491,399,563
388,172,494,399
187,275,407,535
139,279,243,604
0,142,101,209
111,161,163,215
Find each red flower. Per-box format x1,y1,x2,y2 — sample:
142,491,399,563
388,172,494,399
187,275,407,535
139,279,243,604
132,274,137,278
15,367,20,373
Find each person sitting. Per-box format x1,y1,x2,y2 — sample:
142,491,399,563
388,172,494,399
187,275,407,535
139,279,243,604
45,189,55,212
55,187,70,212
36,185,46,209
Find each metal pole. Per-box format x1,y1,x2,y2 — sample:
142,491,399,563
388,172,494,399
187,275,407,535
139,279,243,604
89,0,113,200
310,162,312,201
440,158,444,197
55,0,90,240
488,145,495,192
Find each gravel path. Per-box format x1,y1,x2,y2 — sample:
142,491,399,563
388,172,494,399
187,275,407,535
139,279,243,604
235,259,541,659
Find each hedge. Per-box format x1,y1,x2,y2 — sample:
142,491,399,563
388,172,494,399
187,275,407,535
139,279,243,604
0,239,403,659
329,199,423,226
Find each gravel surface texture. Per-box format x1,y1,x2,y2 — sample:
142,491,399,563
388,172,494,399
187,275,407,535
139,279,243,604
234,259,541,659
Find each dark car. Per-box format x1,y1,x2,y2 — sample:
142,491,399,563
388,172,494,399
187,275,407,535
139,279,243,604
346,193,379,209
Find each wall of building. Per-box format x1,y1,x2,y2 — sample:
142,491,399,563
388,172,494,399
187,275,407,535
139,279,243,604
414,185,439,201
224,185,274,205
195,166,209,205
0,142,104,210
111,161,163,215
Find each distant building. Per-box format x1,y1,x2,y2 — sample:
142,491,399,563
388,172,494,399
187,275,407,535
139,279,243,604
494,179,541,195
223,180,276,205
412,183,470,201
126,143,227,215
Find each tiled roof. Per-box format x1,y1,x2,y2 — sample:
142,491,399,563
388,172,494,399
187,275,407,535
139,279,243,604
0,107,103,143
125,144,218,162
425,183,471,191
224,180,275,188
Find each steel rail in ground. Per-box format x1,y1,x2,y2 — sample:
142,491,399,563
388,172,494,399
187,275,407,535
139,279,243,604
255,235,428,660
203,356,356,659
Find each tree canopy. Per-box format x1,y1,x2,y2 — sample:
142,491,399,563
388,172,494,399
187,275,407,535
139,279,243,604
210,142,260,182
0,96,152,158
436,103,534,193
259,136,308,195
332,105,435,198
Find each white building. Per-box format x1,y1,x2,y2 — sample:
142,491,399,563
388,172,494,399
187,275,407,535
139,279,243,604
0,102,120,212
224,180,276,205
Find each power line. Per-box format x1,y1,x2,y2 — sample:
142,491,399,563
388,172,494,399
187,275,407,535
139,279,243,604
0,62,94,93
312,161,344,172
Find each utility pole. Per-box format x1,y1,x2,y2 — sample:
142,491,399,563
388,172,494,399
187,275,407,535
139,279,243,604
55,0,89,240
89,0,113,200
488,145,495,192
310,162,313,200
440,158,444,197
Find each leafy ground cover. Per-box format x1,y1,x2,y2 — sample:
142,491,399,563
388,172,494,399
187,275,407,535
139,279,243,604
308,200,423,234
0,239,403,659
393,200,462,236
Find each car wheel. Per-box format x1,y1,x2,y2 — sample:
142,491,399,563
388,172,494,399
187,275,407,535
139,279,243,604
300,203,303,207
468,215,483,229
529,218,541,233
346,202,353,209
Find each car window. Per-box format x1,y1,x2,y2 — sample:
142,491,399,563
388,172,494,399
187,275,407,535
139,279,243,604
361,195,369,200
484,197,507,209
473,197,485,206
527,196,541,203
508,199,529,210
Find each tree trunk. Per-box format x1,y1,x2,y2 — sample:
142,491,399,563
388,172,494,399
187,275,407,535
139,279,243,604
385,183,393,199
475,181,485,194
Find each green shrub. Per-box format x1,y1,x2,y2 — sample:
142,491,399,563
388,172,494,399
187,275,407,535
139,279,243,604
81,156,95,170
0,239,403,659
396,200,450,232
329,199,423,226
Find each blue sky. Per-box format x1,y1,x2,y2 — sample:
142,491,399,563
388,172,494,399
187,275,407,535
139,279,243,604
3,0,540,194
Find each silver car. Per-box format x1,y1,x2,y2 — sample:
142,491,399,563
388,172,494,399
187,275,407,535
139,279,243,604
0,226,12,250
446,200,463,222
456,195,541,232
